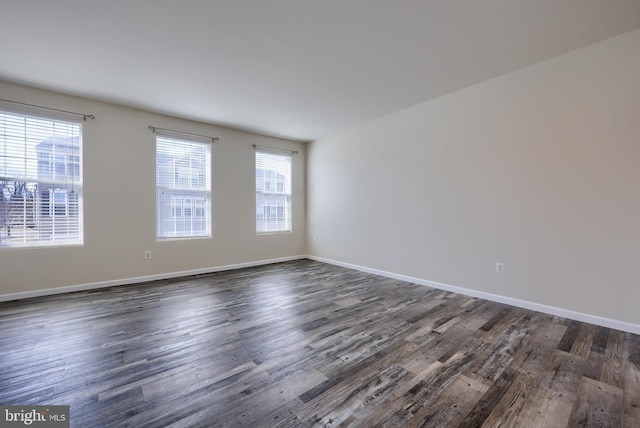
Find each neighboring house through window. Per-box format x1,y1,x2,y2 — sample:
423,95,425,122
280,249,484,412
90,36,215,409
156,133,211,239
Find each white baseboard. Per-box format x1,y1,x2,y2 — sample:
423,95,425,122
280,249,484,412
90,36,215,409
306,255,640,335
0,255,306,303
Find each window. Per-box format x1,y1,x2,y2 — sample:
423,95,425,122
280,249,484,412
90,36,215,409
255,150,291,233
194,198,206,218
156,134,211,239
49,189,68,216
0,109,83,248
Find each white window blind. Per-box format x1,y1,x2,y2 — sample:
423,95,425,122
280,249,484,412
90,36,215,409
255,150,291,233
0,110,83,248
156,134,211,239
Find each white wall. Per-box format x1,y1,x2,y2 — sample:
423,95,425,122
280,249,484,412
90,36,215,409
307,29,640,327
0,81,306,296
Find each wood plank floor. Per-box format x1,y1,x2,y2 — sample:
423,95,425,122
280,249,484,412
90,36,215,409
0,259,638,427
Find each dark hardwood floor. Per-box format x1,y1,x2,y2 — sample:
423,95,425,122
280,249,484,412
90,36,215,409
0,259,638,427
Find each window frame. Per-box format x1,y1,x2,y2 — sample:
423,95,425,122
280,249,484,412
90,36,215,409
155,132,212,240
0,108,84,249
255,149,292,234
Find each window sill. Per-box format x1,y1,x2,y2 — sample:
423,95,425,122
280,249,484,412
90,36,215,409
157,235,212,242
256,230,292,236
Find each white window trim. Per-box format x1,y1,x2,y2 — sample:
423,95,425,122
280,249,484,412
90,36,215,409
255,150,292,234
155,132,212,240
0,108,84,248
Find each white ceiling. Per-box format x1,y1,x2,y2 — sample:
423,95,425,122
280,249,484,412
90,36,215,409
1,1,640,142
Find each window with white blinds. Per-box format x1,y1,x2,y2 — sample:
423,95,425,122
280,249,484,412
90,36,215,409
0,110,83,248
156,134,211,239
255,150,291,233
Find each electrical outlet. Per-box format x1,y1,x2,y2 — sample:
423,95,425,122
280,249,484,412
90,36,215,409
145,250,152,259
496,262,504,273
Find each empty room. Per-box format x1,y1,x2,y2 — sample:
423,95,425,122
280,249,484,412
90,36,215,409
1,1,640,427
